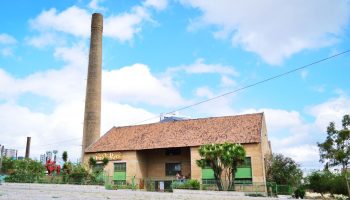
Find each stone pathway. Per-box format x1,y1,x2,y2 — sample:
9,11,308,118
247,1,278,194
0,183,285,200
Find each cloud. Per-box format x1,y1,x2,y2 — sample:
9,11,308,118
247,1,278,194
0,42,187,160
103,63,187,107
279,144,319,164
307,95,350,131
0,48,14,57
0,33,17,57
104,6,151,42
28,1,165,45
170,58,239,76
0,33,17,44
29,6,91,38
144,0,168,11
220,75,237,87
88,0,106,11
180,0,350,65
26,33,66,48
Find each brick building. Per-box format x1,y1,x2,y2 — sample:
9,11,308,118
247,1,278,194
84,112,271,190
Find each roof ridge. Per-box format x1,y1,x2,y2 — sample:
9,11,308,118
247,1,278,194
112,112,264,130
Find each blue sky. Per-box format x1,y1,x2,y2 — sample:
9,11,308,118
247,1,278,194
0,0,349,170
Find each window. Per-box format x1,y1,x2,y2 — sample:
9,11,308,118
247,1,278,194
165,148,181,156
165,163,181,176
93,163,104,171
237,157,251,168
114,162,126,171
114,162,126,185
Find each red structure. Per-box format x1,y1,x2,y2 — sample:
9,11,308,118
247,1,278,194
45,159,61,175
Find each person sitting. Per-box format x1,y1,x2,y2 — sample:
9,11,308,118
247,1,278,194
176,172,181,180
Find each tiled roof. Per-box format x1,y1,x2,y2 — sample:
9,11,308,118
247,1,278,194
85,113,264,153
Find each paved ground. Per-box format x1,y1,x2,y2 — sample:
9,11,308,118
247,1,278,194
0,183,285,200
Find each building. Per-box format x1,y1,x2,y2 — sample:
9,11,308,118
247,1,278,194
83,112,271,191
4,149,17,159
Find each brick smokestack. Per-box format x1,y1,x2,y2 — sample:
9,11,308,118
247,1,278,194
82,13,103,160
25,136,31,159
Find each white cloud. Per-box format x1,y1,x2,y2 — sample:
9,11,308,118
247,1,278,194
180,0,350,65
307,95,350,131
26,33,66,48
104,6,151,42
29,6,91,37
0,40,188,160
279,144,319,163
103,63,186,107
144,0,168,11
220,75,236,87
195,86,214,98
169,58,239,76
0,33,17,44
0,33,17,57
88,0,106,11
29,1,164,45
0,48,14,57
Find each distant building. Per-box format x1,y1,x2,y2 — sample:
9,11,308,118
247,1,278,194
4,149,17,159
83,113,272,192
40,154,46,164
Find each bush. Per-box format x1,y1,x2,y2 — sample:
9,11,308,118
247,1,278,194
171,179,200,190
294,187,305,199
306,170,349,196
4,159,45,183
68,164,89,184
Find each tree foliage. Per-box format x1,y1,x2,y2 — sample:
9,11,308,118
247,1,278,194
318,114,350,197
4,158,45,183
62,151,68,163
306,170,349,196
306,171,333,196
196,143,246,191
265,153,303,187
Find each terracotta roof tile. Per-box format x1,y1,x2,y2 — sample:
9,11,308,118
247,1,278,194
85,113,263,153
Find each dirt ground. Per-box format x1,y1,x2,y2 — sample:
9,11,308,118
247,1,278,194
0,183,286,200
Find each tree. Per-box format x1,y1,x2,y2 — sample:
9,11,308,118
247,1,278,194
102,157,109,166
62,151,68,163
88,157,97,169
306,171,333,197
265,153,303,187
4,159,45,183
318,114,350,197
196,143,246,191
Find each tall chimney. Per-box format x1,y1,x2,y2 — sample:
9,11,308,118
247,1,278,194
82,13,103,161
25,136,31,159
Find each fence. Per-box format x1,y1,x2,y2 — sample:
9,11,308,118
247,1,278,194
2,172,292,196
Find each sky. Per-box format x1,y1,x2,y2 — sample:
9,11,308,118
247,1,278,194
0,0,349,170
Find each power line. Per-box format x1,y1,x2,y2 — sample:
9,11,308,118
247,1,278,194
133,49,350,124
32,49,350,146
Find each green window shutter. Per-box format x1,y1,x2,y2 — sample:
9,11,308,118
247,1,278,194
114,171,126,180
114,162,126,181
202,168,215,179
235,167,252,178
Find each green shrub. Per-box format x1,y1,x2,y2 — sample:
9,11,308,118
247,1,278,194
68,164,88,184
171,179,200,190
294,187,305,199
4,159,45,183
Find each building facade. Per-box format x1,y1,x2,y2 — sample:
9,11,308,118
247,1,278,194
84,113,271,191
